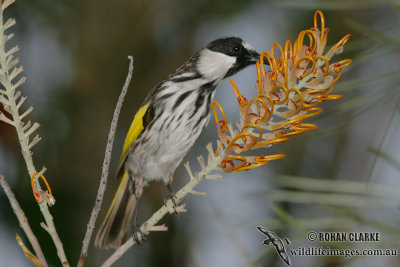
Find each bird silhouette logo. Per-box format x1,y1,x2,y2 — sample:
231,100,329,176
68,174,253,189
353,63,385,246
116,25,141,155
257,226,291,266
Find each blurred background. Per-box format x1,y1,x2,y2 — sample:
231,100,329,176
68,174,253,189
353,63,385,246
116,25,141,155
0,0,399,266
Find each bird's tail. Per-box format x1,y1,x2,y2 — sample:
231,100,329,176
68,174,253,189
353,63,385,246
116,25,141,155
95,171,136,249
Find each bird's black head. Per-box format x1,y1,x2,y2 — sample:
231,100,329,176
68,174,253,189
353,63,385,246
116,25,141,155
206,36,260,79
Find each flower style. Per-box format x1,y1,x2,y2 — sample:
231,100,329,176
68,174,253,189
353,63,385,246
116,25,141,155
212,10,352,172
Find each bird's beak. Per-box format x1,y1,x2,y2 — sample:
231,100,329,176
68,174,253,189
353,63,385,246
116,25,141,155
248,50,269,66
248,50,260,64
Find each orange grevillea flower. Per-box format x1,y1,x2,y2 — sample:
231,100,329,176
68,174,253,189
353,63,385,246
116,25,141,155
212,10,352,173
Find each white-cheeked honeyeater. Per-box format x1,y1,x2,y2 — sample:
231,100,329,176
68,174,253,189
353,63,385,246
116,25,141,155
95,37,261,249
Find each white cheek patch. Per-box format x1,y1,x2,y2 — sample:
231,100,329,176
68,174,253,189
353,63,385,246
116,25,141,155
198,49,236,81
242,41,255,52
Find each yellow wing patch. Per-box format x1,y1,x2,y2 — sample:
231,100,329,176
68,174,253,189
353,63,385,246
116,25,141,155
118,104,148,166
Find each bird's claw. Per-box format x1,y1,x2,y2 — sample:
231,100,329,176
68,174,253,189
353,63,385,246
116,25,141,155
164,193,179,216
132,227,147,244
166,184,179,216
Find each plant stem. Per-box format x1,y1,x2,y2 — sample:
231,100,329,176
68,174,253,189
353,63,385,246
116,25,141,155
101,148,223,267
0,175,48,267
78,56,134,267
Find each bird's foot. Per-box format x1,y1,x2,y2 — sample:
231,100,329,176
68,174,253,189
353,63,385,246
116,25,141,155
164,193,179,216
166,184,179,216
132,226,147,244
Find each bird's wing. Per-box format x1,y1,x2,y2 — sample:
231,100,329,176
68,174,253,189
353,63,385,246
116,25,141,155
116,104,150,178
257,226,272,238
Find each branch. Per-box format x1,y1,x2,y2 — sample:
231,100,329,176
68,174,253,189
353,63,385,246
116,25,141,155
77,56,134,267
0,175,47,267
0,2,69,265
16,234,44,267
101,144,223,267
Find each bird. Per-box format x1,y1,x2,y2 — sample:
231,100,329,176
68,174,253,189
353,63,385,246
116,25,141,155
95,36,261,249
257,226,291,266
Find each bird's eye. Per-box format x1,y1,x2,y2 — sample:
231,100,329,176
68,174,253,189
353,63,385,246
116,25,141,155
233,45,241,53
